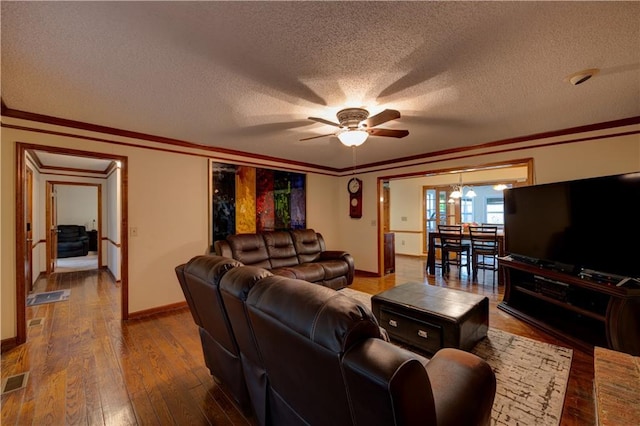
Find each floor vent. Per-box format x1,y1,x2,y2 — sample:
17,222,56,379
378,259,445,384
1,372,29,394
28,317,45,327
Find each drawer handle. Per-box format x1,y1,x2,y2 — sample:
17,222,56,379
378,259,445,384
417,330,428,339
388,319,398,327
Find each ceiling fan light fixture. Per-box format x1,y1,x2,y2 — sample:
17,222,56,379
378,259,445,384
337,129,368,147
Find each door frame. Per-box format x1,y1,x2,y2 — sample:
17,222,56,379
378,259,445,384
47,182,102,273
377,158,534,275
25,167,34,293
15,143,129,346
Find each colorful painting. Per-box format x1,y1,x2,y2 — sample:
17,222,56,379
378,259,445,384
211,161,305,241
235,166,256,233
290,172,306,229
211,162,237,243
256,168,275,232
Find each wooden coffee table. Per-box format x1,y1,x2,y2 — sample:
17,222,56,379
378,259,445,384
371,283,489,354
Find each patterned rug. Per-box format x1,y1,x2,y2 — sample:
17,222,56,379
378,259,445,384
339,287,573,426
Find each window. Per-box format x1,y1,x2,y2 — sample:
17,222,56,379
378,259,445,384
486,198,504,224
425,189,437,233
461,198,473,223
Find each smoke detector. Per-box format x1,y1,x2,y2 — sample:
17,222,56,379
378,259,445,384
565,68,600,86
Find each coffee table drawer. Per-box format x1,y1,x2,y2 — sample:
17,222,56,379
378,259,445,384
379,308,443,354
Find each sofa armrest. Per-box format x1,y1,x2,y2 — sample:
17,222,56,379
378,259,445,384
320,251,355,285
425,348,496,426
214,240,233,258
343,338,436,425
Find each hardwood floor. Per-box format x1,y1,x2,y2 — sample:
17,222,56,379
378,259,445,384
1,256,595,425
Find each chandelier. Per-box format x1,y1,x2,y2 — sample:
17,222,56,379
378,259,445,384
448,174,476,203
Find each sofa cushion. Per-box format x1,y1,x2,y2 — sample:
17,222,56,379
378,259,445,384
291,229,324,263
263,231,299,268
226,234,271,269
247,277,381,353
283,262,325,282
318,259,350,280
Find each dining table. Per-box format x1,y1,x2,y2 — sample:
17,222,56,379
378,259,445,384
426,230,505,275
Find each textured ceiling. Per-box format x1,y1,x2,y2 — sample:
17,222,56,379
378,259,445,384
2,1,639,170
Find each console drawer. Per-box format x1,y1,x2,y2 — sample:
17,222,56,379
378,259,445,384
379,308,443,354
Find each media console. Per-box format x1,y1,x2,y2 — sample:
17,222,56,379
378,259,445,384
498,256,640,355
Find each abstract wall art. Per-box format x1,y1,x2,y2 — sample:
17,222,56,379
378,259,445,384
210,161,306,244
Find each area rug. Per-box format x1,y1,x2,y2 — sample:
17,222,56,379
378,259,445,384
338,287,573,426
55,254,98,272
26,289,70,306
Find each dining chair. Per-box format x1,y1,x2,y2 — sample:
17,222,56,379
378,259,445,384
438,224,470,276
468,225,499,285
428,226,444,272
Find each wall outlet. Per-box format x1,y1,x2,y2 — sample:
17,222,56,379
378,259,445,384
401,216,408,222
401,240,405,246
130,227,138,237
371,220,376,226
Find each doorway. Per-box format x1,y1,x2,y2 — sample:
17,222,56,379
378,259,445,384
47,182,101,274
15,143,129,346
377,159,534,274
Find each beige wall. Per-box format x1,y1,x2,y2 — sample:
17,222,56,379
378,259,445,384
389,166,529,256
55,184,98,229
2,118,639,341
336,132,640,273
0,120,342,340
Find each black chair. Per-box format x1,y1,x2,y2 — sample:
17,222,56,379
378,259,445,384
438,224,470,276
56,225,90,258
469,225,499,284
427,228,444,272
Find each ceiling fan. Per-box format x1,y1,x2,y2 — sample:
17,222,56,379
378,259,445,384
300,108,409,146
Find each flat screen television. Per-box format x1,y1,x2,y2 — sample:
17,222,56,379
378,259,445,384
504,172,640,280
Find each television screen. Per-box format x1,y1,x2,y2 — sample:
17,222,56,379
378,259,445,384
504,172,640,279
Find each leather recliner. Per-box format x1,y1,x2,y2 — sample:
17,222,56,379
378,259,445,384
57,224,90,258
174,255,251,413
217,262,497,426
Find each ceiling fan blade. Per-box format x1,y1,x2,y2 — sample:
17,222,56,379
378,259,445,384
308,117,341,127
367,128,409,138
365,109,401,128
299,133,335,141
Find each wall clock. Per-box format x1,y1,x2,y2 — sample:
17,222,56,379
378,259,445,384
348,177,362,218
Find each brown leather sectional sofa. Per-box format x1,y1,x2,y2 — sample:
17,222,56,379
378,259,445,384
176,255,497,426
213,229,354,289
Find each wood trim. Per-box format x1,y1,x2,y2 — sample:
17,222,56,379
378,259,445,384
1,337,18,353
1,117,341,174
46,181,102,268
342,117,640,173
15,142,130,343
3,122,338,176
379,158,534,182
354,269,378,277
15,145,27,345
28,148,112,175
3,106,637,175
106,237,121,248
128,302,188,320
32,239,46,249
362,130,637,176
